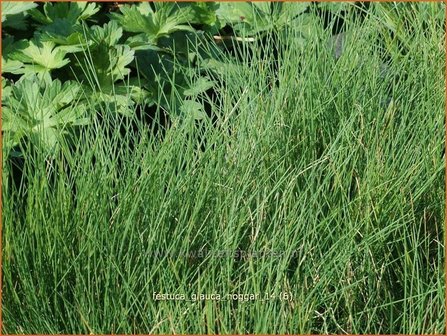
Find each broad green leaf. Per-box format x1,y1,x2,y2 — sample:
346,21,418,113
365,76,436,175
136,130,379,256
126,34,162,50
2,76,88,155
86,79,154,117
294,13,323,41
72,24,135,92
2,36,24,74
2,105,28,157
217,2,310,36
77,44,134,88
275,2,310,25
71,21,132,89
9,39,70,77
183,77,216,96
29,2,99,24
1,78,12,99
93,92,136,117
111,2,196,44
217,2,259,23
2,2,37,30
252,2,272,14
109,45,134,80
113,80,154,105
3,35,20,57
188,2,219,26
2,106,28,133
89,21,123,47
39,19,88,51
1,1,37,21
201,58,244,78
110,5,157,36
3,14,27,30
152,3,196,36
3,58,24,74
216,2,271,35
181,100,206,120
134,49,175,83
157,30,205,63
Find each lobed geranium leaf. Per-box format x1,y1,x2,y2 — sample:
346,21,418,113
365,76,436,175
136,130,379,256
29,2,99,24
3,14,27,30
2,105,28,157
9,39,71,79
39,19,89,52
183,77,216,97
2,106,27,133
72,21,134,90
152,3,196,36
126,35,163,50
201,58,245,78
111,2,196,45
274,2,310,25
180,99,206,120
2,2,37,30
216,2,272,35
110,4,159,37
216,2,311,36
2,75,88,155
89,21,123,47
294,13,324,41
77,44,135,89
2,1,37,21
2,58,24,74
85,79,154,117
109,45,134,80
187,2,219,26
2,36,25,74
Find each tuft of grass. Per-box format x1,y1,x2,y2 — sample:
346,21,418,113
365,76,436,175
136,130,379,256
2,3,445,334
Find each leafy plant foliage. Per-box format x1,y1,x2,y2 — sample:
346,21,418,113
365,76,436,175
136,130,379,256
3,75,87,155
2,1,444,158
